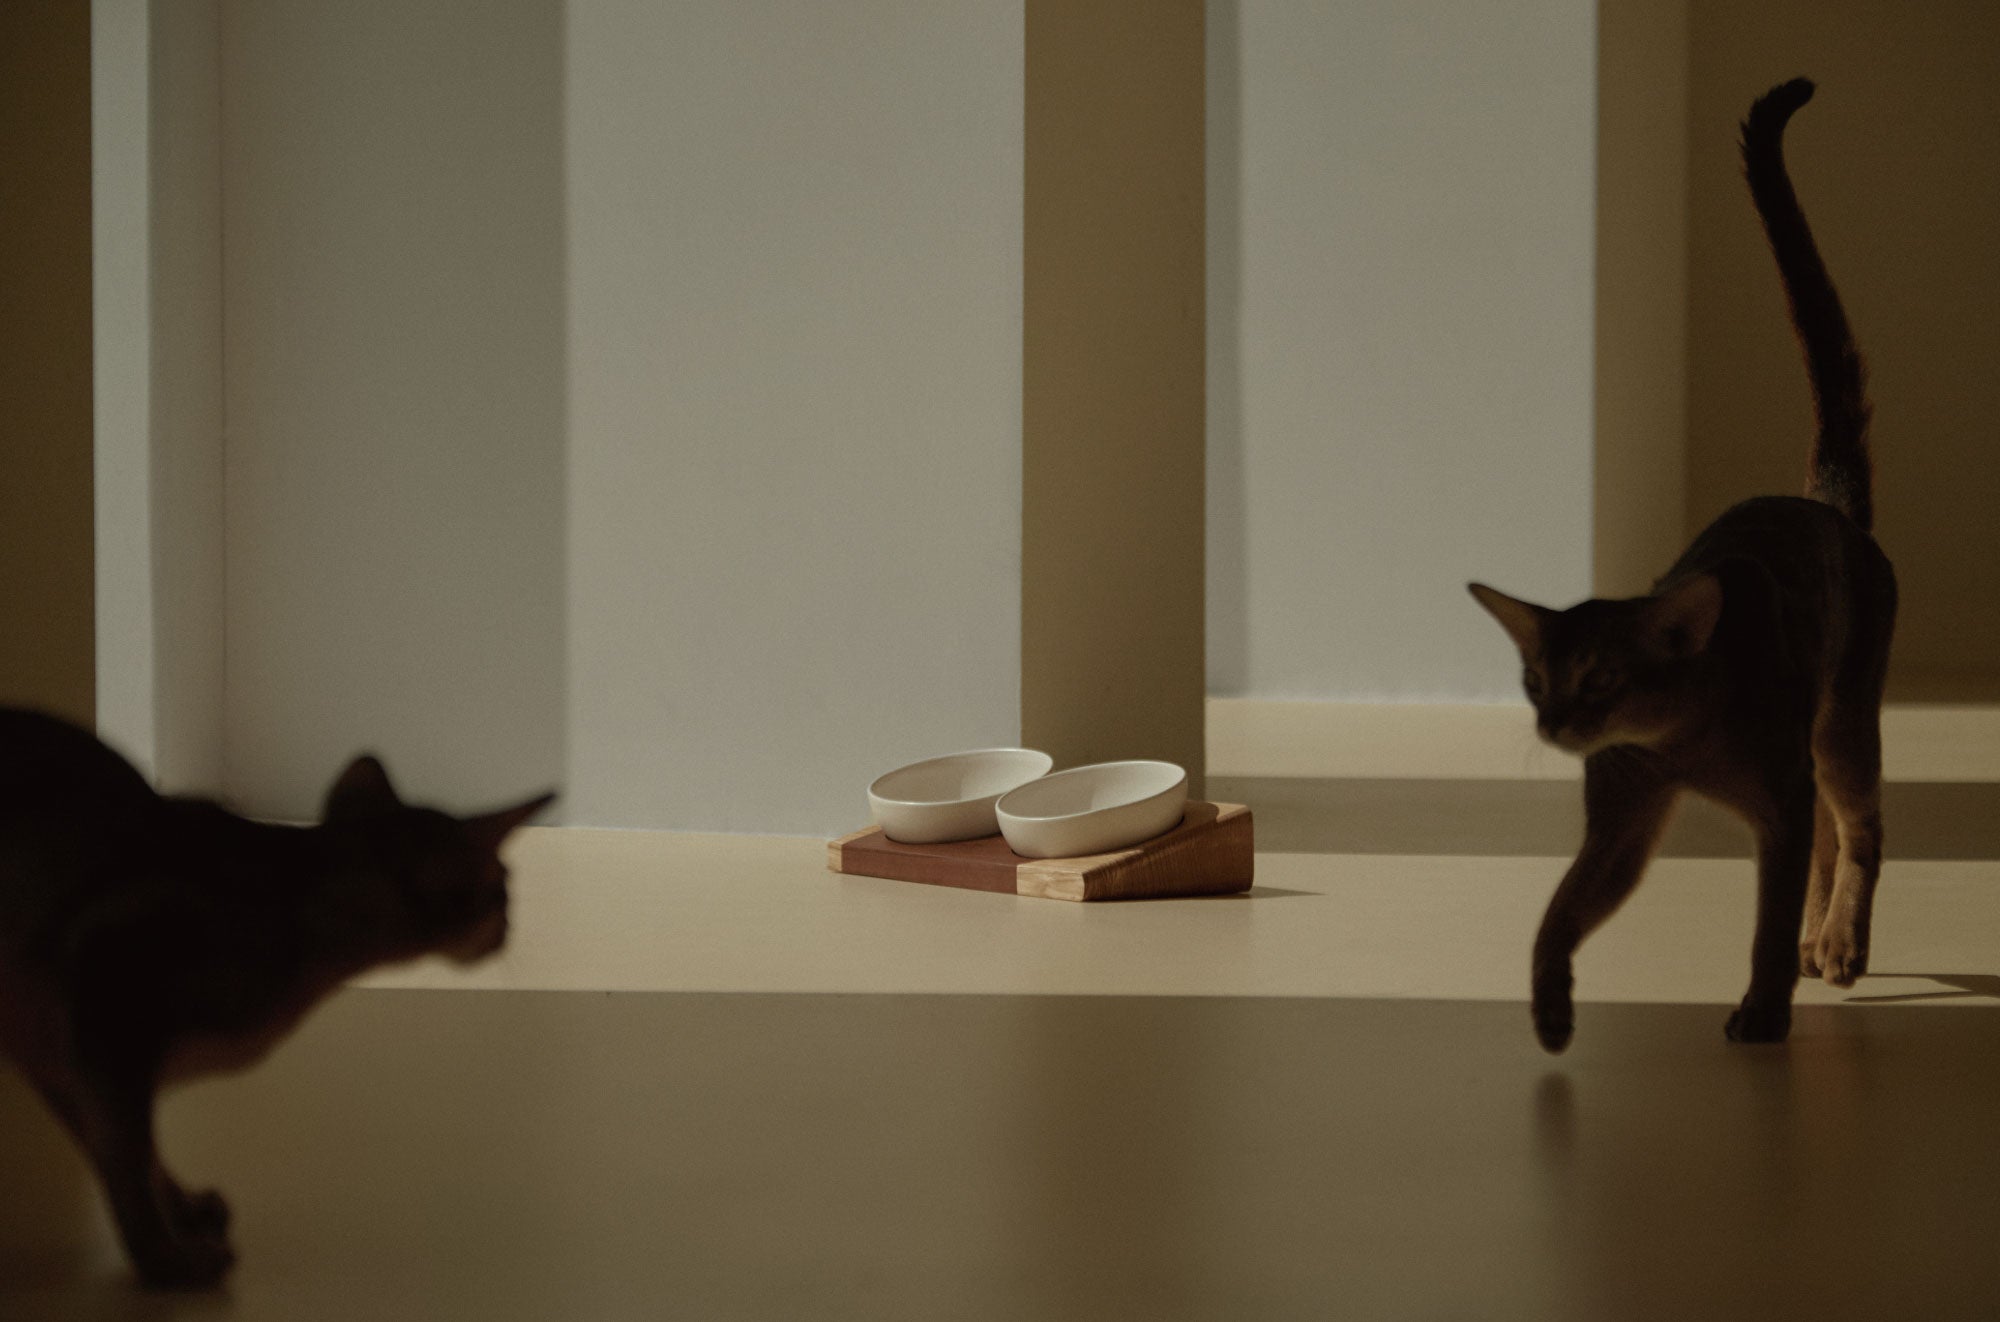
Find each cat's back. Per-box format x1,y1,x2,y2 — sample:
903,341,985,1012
1666,496,1895,689
0,707,155,804
0,707,163,936
1667,495,1891,593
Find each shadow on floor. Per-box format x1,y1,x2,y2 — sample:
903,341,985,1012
1844,972,2000,1003
1212,776,2000,861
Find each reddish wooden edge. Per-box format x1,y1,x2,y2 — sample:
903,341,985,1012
830,802,1252,901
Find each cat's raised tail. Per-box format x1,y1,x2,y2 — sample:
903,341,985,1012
1741,77,1874,533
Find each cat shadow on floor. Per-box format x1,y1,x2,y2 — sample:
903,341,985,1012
1844,973,2000,1003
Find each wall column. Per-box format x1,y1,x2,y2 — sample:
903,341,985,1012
1022,0,1206,790
1,0,94,724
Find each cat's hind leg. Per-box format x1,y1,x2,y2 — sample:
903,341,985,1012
1812,709,1884,988
1799,792,1838,978
54,1056,235,1289
1532,750,1679,1053
1811,582,1893,988
1726,771,1817,1043
56,968,235,1288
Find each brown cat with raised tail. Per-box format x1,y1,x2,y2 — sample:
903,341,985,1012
1468,78,1895,1053
0,706,556,1286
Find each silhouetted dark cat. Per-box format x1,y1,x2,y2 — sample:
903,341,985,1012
0,706,555,1286
1469,79,1895,1052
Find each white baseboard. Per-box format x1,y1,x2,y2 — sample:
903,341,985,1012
1206,698,2000,783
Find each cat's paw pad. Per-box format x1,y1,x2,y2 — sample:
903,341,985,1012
135,1234,236,1291
1725,1000,1791,1044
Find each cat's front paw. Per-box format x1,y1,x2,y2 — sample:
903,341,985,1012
134,1232,236,1291
1724,999,1791,1044
1814,931,1868,988
1798,941,1824,980
169,1186,231,1239
1531,959,1576,1053
1531,994,1574,1054
137,1186,234,1290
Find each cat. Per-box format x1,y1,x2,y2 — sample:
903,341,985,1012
1468,78,1895,1053
0,705,555,1286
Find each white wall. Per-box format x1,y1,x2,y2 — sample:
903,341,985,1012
113,0,1601,819
194,1,1022,832
91,0,158,767
1207,0,1597,702
219,0,568,819
148,0,225,793
564,2,1023,834
92,0,225,792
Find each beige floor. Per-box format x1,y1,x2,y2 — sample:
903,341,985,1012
4,780,1999,1319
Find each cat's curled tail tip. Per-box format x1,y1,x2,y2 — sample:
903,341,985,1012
1742,77,1815,147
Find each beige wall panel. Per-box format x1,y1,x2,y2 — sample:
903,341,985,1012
0,0,93,723
1688,2,2000,697
1023,0,1206,787
1594,0,1690,599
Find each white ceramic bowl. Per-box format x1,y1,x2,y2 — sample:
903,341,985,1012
868,748,1055,844
994,760,1188,859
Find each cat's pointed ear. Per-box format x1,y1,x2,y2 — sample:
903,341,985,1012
324,754,403,821
1646,574,1723,658
1467,583,1549,657
465,790,558,854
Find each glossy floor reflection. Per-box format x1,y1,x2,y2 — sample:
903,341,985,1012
5,990,2000,1320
